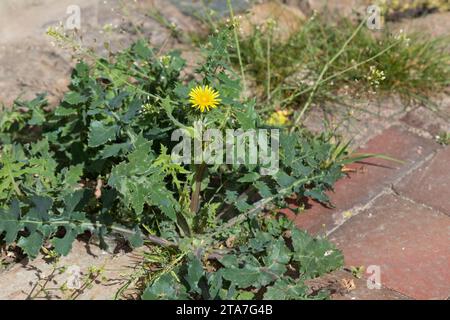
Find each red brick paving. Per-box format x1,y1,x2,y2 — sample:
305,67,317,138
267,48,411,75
286,124,450,299
395,147,450,215
329,194,450,300
285,126,439,235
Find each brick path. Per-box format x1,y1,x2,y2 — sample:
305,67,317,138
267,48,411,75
284,117,450,299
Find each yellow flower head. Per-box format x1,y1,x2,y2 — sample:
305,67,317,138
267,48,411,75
266,110,291,126
189,85,221,112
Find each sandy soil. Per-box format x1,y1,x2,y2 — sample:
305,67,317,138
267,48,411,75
0,0,202,107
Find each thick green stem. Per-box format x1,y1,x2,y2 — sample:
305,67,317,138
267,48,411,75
190,162,207,214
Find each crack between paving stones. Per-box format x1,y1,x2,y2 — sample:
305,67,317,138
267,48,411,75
392,192,450,219
326,150,438,237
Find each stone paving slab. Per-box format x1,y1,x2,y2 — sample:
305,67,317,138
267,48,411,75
0,240,143,300
329,194,450,300
395,147,450,215
303,96,408,148
0,0,198,107
283,126,440,235
306,269,411,300
391,11,450,38
400,106,450,139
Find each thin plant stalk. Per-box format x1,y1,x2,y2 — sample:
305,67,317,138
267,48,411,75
266,27,272,102
290,17,367,132
280,40,401,107
226,0,246,93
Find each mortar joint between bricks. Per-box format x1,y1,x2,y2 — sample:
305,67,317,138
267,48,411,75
394,192,450,218
398,121,448,144
326,189,391,237
326,149,438,238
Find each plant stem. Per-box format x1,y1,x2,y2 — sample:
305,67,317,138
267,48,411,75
190,162,207,214
267,30,272,102
280,40,400,107
208,173,328,239
226,0,246,93
290,17,367,132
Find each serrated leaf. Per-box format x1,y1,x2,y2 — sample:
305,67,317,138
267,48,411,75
51,228,77,256
127,226,144,248
142,273,188,300
247,231,273,253
236,291,255,300
62,164,83,188
55,106,77,116
224,190,238,204
207,269,223,299
99,143,130,159
222,262,260,289
108,91,128,110
235,195,252,212
274,170,296,188
265,237,291,265
254,180,273,198
147,184,178,221
0,200,21,244
63,189,88,214
290,162,313,177
108,136,178,220
234,102,257,130
28,196,53,221
121,99,142,123
132,40,152,59
73,61,89,78
259,237,291,286
238,172,260,183
174,83,189,98
263,278,308,300
185,255,204,294
17,232,44,259
63,91,88,105
291,229,343,278
28,107,46,126
88,121,118,147
305,188,329,204
280,133,297,166
219,254,239,268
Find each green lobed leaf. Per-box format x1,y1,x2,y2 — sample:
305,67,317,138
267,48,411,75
88,121,119,148
63,91,88,105
17,232,44,259
263,278,308,300
51,228,77,256
291,229,344,279
142,273,189,300
0,200,21,244
185,255,204,294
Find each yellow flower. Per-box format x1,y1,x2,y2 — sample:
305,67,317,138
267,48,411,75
189,85,221,112
266,110,291,126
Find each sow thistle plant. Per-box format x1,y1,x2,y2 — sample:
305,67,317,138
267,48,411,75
189,85,221,112
0,28,370,300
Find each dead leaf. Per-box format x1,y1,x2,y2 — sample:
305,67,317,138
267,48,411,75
341,278,356,291
94,178,103,199
225,236,236,248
